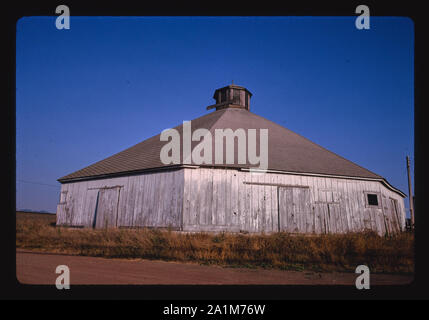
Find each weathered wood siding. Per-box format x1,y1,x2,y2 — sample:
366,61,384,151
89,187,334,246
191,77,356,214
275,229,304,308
182,168,405,235
56,170,184,229
57,167,405,235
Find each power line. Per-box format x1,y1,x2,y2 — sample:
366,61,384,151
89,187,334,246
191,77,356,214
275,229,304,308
17,179,60,188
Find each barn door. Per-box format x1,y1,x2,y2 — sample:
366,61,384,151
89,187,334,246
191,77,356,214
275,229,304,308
390,198,402,233
94,187,121,228
313,203,342,234
381,195,401,235
327,203,342,233
314,203,327,234
278,187,311,233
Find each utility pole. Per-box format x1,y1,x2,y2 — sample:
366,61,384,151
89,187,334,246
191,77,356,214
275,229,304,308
406,156,414,229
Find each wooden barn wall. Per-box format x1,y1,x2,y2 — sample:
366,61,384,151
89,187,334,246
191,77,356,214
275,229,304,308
56,170,184,229
57,167,405,235
182,168,406,235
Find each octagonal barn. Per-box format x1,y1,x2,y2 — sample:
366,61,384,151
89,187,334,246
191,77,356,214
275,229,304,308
57,84,406,235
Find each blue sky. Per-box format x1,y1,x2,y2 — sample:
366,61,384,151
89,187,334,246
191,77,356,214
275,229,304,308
16,16,414,214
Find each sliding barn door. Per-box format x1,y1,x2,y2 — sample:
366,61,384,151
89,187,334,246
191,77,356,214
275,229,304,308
278,187,311,233
390,198,402,232
94,187,121,228
313,202,344,234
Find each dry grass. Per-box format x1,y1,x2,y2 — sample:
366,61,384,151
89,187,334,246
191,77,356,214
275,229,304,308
16,211,414,273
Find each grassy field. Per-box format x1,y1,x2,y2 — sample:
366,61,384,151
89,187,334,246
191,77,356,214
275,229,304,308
16,211,414,273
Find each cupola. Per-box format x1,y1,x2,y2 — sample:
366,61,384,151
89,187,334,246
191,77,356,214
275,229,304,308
206,83,252,111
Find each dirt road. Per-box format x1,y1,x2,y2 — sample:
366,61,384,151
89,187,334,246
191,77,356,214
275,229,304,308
16,249,413,285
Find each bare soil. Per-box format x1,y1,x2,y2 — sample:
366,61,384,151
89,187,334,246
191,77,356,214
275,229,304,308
16,249,413,285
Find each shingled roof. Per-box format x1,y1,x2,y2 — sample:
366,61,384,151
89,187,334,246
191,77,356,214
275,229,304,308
60,107,383,179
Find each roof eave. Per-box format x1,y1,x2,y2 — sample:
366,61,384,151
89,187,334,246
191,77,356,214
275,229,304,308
57,164,199,184
58,164,407,198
